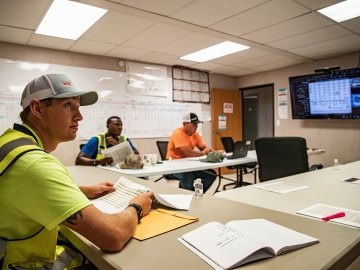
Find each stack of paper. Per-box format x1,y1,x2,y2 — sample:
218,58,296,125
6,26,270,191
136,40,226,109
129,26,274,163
92,176,198,240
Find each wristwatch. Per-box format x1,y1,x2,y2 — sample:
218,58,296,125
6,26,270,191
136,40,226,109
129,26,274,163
127,203,143,223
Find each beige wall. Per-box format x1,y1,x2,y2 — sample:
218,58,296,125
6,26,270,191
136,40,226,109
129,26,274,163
238,52,360,167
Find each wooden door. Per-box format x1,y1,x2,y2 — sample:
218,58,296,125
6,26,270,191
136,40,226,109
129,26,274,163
211,89,243,174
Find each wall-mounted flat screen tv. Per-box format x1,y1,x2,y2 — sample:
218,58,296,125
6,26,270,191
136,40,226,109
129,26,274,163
289,67,360,119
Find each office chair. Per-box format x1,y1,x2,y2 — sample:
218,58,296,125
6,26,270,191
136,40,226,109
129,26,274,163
220,137,257,190
154,141,177,182
221,137,234,153
255,136,323,182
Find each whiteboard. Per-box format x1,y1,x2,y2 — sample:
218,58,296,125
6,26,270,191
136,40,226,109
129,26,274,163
0,58,201,138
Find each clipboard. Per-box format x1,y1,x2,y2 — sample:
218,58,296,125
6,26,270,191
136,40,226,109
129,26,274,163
133,208,199,240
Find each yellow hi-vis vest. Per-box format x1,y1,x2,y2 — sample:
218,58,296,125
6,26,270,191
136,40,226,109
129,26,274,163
0,128,84,270
96,133,127,160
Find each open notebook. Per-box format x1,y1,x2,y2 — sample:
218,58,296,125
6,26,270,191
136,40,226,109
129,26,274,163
178,219,319,269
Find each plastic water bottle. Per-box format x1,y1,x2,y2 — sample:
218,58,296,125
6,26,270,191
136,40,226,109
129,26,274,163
193,179,203,199
333,158,340,170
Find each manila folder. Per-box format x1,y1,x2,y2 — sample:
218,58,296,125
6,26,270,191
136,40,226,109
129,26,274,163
133,208,198,240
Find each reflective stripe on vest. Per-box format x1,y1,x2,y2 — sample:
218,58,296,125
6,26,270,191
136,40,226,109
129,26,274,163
0,129,42,176
96,133,127,160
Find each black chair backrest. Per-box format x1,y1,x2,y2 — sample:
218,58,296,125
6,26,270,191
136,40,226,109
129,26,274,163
156,141,169,161
255,136,309,182
221,137,235,153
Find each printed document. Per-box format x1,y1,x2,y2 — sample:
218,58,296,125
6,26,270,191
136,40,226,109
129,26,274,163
92,176,193,213
297,203,360,228
178,219,319,270
252,181,309,194
101,141,134,165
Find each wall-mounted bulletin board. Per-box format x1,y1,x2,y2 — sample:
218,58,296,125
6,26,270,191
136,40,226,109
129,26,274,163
0,58,201,139
172,65,210,104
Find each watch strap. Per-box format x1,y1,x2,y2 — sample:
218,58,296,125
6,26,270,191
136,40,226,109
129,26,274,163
127,203,143,223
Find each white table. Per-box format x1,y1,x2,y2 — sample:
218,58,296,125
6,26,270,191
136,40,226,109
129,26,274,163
97,154,257,192
215,160,360,221
62,165,360,270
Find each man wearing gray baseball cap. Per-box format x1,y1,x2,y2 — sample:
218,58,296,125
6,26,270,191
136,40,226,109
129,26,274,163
0,74,153,269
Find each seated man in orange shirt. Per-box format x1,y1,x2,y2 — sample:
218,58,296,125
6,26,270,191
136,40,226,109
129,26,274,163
166,113,218,193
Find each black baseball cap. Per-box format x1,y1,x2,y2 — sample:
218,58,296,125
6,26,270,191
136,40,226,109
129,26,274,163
183,112,203,124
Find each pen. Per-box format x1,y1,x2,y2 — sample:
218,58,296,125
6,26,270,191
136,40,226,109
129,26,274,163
321,212,345,221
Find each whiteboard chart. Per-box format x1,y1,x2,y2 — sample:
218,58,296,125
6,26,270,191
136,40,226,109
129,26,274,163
0,58,201,138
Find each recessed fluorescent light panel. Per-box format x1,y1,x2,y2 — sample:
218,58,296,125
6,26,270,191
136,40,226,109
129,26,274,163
318,0,360,22
180,41,250,62
36,0,107,40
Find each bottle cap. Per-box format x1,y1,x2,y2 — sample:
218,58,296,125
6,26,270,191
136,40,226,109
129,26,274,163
194,179,202,185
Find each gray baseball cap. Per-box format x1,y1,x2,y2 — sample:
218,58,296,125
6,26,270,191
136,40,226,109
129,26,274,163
20,74,98,109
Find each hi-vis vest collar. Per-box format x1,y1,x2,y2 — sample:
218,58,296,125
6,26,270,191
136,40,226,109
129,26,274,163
0,125,43,176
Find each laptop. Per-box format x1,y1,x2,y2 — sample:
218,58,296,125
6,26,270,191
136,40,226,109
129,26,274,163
227,140,251,159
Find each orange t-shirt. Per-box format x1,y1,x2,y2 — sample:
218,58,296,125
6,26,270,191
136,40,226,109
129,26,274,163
166,127,205,159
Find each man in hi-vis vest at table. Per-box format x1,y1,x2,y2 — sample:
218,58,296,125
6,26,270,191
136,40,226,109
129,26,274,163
75,116,139,166
0,74,153,269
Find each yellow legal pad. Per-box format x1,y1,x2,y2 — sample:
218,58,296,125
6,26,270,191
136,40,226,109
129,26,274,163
133,208,198,240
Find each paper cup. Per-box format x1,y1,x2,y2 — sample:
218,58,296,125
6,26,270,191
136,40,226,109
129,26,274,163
143,154,157,166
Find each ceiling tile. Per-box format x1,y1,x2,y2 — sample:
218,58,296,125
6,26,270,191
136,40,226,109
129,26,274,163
212,48,270,65
252,59,302,72
134,51,177,64
82,11,154,45
269,25,352,50
116,0,193,15
242,13,333,44
191,61,226,72
171,0,268,27
105,45,149,59
0,0,50,29
228,68,257,76
70,40,117,55
123,23,191,50
290,34,360,58
232,54,297,69
159,33,224,56
341,17,360,34
210,65,244,75
28,34,75,51
211,0,310,36
163,58,194,67
0,26,32,45
294,0,343,10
